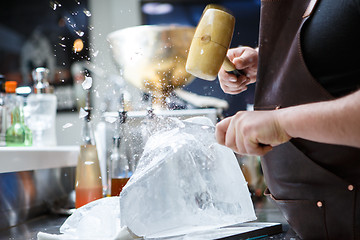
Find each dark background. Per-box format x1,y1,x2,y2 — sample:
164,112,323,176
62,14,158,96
141,0,261,116
0,0,90,110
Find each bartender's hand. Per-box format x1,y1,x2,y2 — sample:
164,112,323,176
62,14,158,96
218,46,258,95
215,110,291,156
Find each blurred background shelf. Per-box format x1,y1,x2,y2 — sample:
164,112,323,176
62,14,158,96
0,146,79,173
0,146,78,231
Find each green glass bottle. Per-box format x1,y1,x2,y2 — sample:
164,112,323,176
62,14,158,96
6,105,32,146
5,81,32,147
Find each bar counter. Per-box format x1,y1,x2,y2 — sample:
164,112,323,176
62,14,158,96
0,197,300,240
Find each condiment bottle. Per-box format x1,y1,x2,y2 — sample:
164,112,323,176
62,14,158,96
5,81,32,146
26,67,57,146
75,91,103,208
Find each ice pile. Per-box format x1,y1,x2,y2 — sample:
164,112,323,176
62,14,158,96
37,197,134,240
120,117,256,238
38,117,256,240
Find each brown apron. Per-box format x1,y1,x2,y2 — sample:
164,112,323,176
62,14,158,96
254,0,360,239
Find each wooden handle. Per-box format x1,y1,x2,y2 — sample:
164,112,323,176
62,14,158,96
222,57,245,77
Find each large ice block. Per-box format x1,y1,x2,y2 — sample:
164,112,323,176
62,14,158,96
120,117,256,238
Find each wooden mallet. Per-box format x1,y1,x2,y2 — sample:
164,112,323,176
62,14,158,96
186,5,243,81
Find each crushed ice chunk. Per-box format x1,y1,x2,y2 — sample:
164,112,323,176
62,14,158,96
83,9,92,17
37,197,130,240
62,123,73,129
75,30,84,37
82,76,93,90
105,116,117,124
79,108,88,119
60,197,121,237
92,50,99,57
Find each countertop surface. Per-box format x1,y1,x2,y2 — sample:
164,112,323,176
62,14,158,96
0,198,300,240
0,146,79,173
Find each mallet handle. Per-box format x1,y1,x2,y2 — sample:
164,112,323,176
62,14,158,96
222,57,245,77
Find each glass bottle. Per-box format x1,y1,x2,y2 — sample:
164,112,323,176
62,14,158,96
26,67,57,146
0,75,6,146
75,92,103,208
110,101,132,196
0,96,5,147
110,136,131,196
5,81,32,146
4,81,18,130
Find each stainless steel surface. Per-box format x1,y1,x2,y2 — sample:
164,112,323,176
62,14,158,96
0,167,75,232
107,25,196,108
0,198,299,240
102,108,218,123
0,214,66,240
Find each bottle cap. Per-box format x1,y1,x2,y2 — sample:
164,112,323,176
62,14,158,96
112,136,121,148
32,67,50,94
118,93,127,123
0,75,5,93
5,81,17,93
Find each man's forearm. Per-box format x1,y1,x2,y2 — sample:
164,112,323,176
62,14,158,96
278,90,360,148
